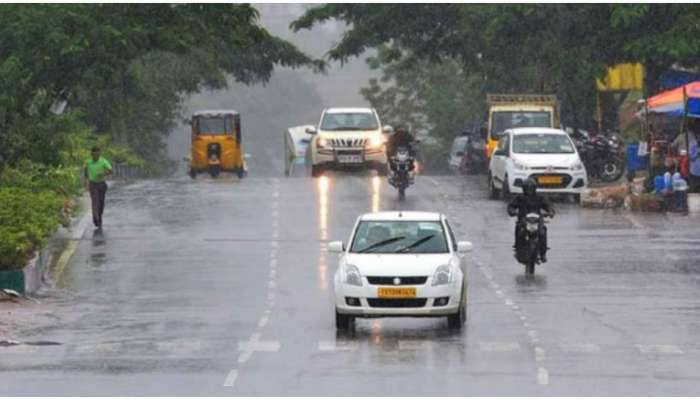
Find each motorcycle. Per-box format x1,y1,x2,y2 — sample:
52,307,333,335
514,212,550,275
388,146,416,200
573,131,625,183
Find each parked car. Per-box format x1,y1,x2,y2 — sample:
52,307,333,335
488,127,588,200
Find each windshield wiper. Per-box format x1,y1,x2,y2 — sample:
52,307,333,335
395,235,435,253
358,236,405,253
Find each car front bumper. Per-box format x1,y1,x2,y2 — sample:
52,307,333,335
509,171,588,194
334,280,462,318
313,147,387,168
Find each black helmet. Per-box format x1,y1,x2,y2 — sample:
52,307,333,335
522,178,537,196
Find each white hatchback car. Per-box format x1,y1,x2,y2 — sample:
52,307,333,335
488,127,588,199
329,211,472,331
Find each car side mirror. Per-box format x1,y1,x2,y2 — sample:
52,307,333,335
494,149,508,157
457,241,473,253
305,127,318,135
328,241,345,253
382,125,394,134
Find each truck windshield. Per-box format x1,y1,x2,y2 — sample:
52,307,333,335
491,111,551,139
320,112,379,131
196,117,232,135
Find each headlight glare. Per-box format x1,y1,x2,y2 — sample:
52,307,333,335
432,265,453,286
368,135,384,148
344,264,363,287
317,137,329,148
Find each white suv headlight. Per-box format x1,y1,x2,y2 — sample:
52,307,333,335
432,265,453,286
343,264,363,287
317,137,329,148
367,135,384,148
513,160,529,171
571,161,584,171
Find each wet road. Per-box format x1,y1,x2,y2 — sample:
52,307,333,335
2,168,700,395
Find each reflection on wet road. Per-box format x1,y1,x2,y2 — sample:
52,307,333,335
2,171,700,395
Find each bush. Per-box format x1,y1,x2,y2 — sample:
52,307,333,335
0,188,64,270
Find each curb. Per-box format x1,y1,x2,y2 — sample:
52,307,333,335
0,194,91,294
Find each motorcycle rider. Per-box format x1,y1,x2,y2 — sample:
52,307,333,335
507,178,555,262
386,126,416,182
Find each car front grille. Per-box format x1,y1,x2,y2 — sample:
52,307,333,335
335,149,363,156
329,138,367,148
367,298,428,308
366,276,428,285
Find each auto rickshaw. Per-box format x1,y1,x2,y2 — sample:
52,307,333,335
189,110,246,179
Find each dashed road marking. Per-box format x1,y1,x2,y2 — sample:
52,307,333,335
560,343,601,354
636,344,684,354
223,369,238,387
258,316,269,328
535,346,546,361
479,342,521,352
538,367,549,385
237,333,280,364
318,341,359,352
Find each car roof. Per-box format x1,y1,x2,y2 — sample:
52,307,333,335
359,211,443,222
193,109,239,117
325,107,374,114
509,127,568,135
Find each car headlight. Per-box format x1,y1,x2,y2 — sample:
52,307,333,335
513,160,529,171
432,265,453,286
571,161,584,171
367,135,384,149
343,264,363,287
317,137,329,148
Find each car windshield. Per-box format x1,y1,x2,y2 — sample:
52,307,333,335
320,112,379,131
350,221,448,254
196,116,232,135
491,111,551,139
450,137,468,155
512,133,575,154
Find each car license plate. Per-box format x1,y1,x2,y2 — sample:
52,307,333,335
538,176,563,185
377,287,416,298
338,155,363,163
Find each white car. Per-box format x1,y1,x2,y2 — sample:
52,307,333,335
329,211,472,331
488,127,588,199
306,108,391,177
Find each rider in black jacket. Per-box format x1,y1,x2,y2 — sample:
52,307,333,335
507,178,555,262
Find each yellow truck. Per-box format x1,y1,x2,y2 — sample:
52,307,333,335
485,94,560,159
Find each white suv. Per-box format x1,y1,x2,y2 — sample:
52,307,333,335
306,108,390,177
488,128,588,199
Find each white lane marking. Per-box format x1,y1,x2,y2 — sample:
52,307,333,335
264,309,271,315
318,341,359,352
519,315,527,321
223,369,238,387
269,270,276,279
272,231,279,239
271,210,279,218
535,347,546,361
268,280,277,289
559,343,601,354
479,342,521,352
398,340,432,350
505,298,514,306
537,367,549,385
258,316,269,328
636,344,684,354
528,330,538,340
271,241,279,249
429,177,440,187
270,258,277,267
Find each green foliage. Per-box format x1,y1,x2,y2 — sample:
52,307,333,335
0,188,64,270
294,4,700,131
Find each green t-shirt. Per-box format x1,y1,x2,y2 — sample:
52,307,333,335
85,157,112,182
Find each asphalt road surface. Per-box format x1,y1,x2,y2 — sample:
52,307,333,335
2,165,700,395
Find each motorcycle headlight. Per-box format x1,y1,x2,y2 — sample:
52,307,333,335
571,161,584,171
526,222,539,233
513,160,529,171
343,264,363,287
432,265,453,286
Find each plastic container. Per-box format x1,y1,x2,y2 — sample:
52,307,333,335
664,172,672,191
672,172,688,191
654,175,665,195
688,193,700,214
627,144,648,172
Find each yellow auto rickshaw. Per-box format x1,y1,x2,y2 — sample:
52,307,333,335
189,110,246,179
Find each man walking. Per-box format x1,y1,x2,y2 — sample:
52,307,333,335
84,146,112,228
